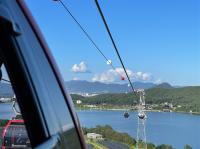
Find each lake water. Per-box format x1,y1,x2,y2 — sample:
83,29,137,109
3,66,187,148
0,103,16,120
1,103,200,149
77,110,200,149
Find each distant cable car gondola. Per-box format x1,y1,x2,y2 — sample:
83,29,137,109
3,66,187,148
124,111,129,118
138,112,146,119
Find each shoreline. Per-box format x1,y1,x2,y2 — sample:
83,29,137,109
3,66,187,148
76,107,200,115
1,102,199,115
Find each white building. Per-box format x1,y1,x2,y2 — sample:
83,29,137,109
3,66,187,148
0,97,12,102
76,100,82,104
87,133,103,140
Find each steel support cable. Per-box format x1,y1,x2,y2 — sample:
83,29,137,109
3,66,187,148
94,0,135,93
54,0,125,78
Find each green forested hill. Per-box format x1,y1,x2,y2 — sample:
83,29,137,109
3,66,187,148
146,86,200,104
71,93,137,105
71,86,200,112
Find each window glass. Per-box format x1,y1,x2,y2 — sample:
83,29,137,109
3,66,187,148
0,65,31,149
9,0,79,138
1,1,82,147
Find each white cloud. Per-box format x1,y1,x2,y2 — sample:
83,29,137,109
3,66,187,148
71,61,90,73
135,72,152,81
115,68,134,78
141,73,152,81
92,67,152,83
92,69,115,83
155,79,162,84
136,72,143,78
72,77,79,81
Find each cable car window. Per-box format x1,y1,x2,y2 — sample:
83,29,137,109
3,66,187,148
0,65,31,149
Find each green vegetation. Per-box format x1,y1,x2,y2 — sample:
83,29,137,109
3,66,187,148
156,144,174,149
146,87,200,112
83,125,136,146
184,144,192,149
0,120,8,127
83,125,192,149
72,86,200,113
72,93,137,106
0,120,8,146
147,143,156,149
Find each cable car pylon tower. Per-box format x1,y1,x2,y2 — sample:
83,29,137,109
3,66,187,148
136,89,147,149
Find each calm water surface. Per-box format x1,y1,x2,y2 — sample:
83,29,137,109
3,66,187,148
1,103,200,149
77,110,200,149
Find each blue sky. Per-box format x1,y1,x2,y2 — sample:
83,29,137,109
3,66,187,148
24,0,200,86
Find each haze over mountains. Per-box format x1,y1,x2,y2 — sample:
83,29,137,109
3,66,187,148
65,80,174,93
0,80,180,96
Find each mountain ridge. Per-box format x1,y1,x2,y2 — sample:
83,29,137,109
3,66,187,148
65,80,177,93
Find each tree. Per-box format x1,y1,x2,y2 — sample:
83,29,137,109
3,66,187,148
184,144,192,149
82,125,136,145
156,144,174,149
147,143,156,149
